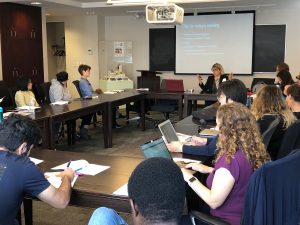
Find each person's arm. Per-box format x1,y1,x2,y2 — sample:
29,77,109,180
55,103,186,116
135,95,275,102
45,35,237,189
15,91,26,107
63,87,72,101
51,85,64,102
182,167,235,209
80,80,93,97
37,168,74,209
182,137,217,156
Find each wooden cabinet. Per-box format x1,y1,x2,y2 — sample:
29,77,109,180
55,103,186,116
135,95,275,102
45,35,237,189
0,3,44,86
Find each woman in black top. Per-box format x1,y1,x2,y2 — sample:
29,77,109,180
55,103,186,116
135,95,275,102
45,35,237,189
252,85,296,160
198,63,231,94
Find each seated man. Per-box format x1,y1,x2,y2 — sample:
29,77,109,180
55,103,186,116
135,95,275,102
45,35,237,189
0,114,75,225
88,157,186,225
286,83,300,119
167,79,248,156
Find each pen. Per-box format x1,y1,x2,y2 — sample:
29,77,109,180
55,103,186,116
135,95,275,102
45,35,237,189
75,167,82,172
67,160,72,168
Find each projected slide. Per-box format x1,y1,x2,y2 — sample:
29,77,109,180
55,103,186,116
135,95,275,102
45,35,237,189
175,13,254,74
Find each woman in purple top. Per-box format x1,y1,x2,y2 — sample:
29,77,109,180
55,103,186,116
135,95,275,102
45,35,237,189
182,102,270,225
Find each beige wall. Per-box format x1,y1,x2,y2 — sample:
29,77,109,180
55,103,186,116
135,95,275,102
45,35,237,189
104,0,300,89
47,15,100,98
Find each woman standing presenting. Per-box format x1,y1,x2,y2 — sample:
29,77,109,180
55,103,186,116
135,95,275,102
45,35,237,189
198,63,231,94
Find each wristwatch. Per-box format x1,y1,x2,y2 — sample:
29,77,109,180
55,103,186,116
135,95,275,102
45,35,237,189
188,176,197,185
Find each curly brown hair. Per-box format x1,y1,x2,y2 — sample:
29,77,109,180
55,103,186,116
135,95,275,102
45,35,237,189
252,85,296,128
216,102,270,169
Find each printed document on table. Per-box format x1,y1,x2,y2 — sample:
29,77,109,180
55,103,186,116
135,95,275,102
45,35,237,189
45,172,78,188
51,159,110,176
51,101,68,105
113,183,128,196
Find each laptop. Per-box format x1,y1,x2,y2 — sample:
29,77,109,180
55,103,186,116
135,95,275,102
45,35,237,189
158,119,192,144
139,137,200,168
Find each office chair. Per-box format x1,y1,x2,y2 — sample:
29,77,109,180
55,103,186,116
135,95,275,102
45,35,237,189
277,119,300,159
72,80,98,127
37,82,51,104
149,79,184,121
261,116,280,150
0,85,15,108
72,80,83,98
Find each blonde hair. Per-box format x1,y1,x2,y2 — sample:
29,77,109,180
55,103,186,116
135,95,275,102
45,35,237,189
252,85,296,128
216,102,270,169
211,63,224,75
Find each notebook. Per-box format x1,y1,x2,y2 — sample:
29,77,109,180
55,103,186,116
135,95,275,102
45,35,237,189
158,119,192,144
139,137,200,168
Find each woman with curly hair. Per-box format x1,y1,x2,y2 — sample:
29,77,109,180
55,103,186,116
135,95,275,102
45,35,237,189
252,85,296,160
181,102,269,225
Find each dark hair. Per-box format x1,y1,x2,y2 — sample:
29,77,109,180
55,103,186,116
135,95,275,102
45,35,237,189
78,64,91,75
286,83,300,102
128,158,185,224
0,114,41,152
56,71,68,82
217,79,247,105
277,70,294,92
276,62,290,72
16,76,31,91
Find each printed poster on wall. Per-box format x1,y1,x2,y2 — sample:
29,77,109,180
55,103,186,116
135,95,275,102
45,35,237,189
113,42,124,62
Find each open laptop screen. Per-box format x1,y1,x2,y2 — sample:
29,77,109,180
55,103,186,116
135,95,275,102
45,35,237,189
158,120,179,143
140,138,172,160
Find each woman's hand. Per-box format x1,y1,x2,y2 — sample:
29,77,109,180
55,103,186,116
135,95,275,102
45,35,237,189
198,75,203,84
166,141,183,152
185,162,214,174
181,168,194,182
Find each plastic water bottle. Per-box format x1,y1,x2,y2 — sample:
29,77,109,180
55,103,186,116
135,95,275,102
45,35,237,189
0,106,3,123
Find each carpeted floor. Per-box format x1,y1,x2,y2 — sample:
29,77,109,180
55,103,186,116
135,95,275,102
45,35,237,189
24,110,179,225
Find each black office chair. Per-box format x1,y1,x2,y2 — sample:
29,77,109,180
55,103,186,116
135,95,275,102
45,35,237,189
261,116,280,150
8,87,18,108
189,210,230,225
277,120,300,159
72,80,83,98
72,80,98,127
37,82,51,104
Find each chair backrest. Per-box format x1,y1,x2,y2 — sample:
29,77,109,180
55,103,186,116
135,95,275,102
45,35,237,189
8,87,18,108
38,82,51,104
0,86,14,108
161,79,184,92
250,78,275,93
72,80,83,97
277,120,300,159
261,116,280,149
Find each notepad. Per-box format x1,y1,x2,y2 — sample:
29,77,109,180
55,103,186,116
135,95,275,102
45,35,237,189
29,157,44,165
45,172,78,188
51,160,110,176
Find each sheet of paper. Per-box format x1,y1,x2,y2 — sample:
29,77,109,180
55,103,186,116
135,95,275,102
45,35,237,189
29,157,44,165
113,183,128,196
45,172,78,188
51,101,68,105
92,96,99,99
136,88,149,91
51,159,89,171
51,160,110,176
17,106,40,110
173,158,202,164
104,91,116,94
79,164,110,176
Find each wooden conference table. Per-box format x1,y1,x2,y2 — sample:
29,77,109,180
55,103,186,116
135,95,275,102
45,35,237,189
23,149,143,225
30,89,145,149
183,92,217,117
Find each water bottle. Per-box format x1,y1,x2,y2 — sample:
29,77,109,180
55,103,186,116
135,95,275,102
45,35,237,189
0,107,3,123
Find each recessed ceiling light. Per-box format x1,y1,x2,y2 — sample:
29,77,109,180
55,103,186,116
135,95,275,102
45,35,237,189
31,2,42,5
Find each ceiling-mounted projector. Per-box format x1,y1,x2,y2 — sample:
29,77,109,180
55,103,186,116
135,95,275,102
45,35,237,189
146,3,184,25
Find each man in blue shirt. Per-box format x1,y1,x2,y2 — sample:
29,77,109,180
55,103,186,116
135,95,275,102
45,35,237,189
0,114,75,225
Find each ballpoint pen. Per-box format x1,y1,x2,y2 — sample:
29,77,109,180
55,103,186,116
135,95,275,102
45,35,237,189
67,160,72,168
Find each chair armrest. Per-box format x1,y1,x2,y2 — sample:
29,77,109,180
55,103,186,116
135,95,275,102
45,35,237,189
189,210,230,225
